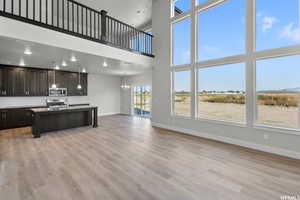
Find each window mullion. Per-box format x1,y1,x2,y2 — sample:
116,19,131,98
246,0,255,127
191,0,196,118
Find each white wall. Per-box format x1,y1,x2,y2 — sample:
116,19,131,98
0,73,121,116
120,71,152,115
151,0,300,159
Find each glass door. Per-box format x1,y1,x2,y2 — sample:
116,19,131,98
133,86,151,117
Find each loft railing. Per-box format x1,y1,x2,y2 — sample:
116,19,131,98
0,0,154,57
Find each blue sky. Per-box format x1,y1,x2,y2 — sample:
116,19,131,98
173,0,300,92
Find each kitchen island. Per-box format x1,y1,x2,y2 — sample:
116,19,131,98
31,106,98,138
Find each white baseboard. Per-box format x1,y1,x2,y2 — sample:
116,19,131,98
152,122,300,160
98,112,120,117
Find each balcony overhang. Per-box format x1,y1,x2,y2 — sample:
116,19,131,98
0,16,153,67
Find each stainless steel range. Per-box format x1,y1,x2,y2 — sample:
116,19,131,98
46,98,69,110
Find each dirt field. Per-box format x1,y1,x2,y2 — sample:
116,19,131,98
174,95,298,127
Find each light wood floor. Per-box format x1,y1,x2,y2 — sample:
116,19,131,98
1,115,300,200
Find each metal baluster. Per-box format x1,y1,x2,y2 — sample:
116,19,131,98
11,0,14,14
57,0,59,27
86,8,87,35
46,0,48,24
72,2,74,32
77,4,79,33
81,6,83,34
33,0,35,20
52,0,53,25
89,10,91,37
62,0,64,29
94,12,96,38
3,0,6,12
98,13,100,40
40,0,42,22
67,0,69,30
26,0,28,18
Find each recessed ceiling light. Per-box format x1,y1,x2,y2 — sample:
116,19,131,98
19,59,25,66
62,61,67,67
54,65,60,70
103,61,108,67
82,68,86,73
70,56,77,62
24,48,32,55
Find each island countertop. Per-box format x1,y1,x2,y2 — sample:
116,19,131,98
31,105,98,113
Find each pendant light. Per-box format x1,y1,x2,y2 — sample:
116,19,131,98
77,66,82,90
121,73,131,89
51,62,57,89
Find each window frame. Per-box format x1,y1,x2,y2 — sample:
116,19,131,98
196,62,247,123
172,68,193,117
169,0,300,133
171,15,192,67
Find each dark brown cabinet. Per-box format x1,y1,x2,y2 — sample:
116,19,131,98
0,108,32,130
48,70,88,96
36,70,48,96
25,69,48,96
13,68,27,96
0,67,14,96
0,66,87,97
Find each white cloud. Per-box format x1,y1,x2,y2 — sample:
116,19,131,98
280,22,300,42
262,16,277,32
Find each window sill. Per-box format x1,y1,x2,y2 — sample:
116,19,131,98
253,123,300,136
171,114,193,120
196,116,247,128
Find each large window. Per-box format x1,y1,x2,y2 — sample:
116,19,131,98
171,0,191,17
197,0,208,5
172,17,191,66
197,0,245,61
256,55,300,128
198,63,246,122
256,0,300,51
171,0,300,131
173,70,191,116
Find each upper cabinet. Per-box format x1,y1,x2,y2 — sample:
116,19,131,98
0,66,87,97
0,67,14,96
48,70,88,96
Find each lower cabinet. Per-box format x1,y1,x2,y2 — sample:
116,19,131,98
0,109,32,130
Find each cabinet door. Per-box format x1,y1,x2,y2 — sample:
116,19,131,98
13,68,27,96
82,73,88,96
37,70,48,96
14,109,32,127
2,68,15,96
0,110,7,130
67,72,78,96
56,71,69,88
26,69,38,96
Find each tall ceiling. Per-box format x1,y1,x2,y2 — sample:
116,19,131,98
76,0,152,29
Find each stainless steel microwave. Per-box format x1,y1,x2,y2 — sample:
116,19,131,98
49,88,67,97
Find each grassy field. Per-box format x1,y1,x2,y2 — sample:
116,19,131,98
174,92,298,127
175,93,298,107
